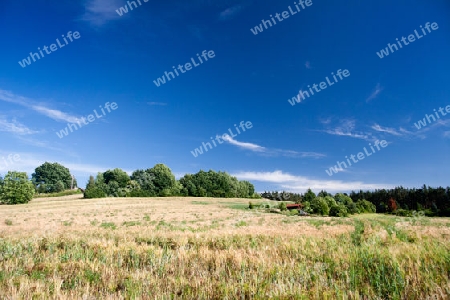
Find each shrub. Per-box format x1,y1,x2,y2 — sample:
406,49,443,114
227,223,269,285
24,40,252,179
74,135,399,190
37,183,47,194
289,209,299,216
394,209,411,217
52,181,65,193
334,193,353,206
84,187,106,199
159,188,172,197
356,199,376,213
278,202,287,211
302,201,312,214
0,171,35,205
248,202,254,209
329,204,348,217
310,197,330,215
347,202,359,214
324,196,337,208
127,190,153,197
422,209,435,217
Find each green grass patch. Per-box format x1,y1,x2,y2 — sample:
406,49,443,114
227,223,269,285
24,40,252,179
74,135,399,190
235,220,248,227
305,219,331,228
100,222,116,230
33,189,82,198
222,202,250,210
122,221,141,227
191,201,210,205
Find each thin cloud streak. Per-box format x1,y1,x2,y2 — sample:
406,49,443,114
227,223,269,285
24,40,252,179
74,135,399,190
80,0,123,27
219,5,243,20
0,89,82,124
222,134,266,152
0,118,38,135
366,83,383,102
222,135,325,158
147,102,168,106
371,124,402,136
232,170,392,193
320,119,375,142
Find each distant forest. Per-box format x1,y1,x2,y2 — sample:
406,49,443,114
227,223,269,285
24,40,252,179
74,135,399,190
261,185,450,217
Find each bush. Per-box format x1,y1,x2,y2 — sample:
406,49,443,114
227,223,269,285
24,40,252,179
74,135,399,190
324,196,337,208
423,209,435,217
127,189,153,197
329,204,348,217
53,181,66,193
302,201,312,214
159,188,172,197
0,171,35,205
310,197,330,215
356,199,376,213
249,201,254,209
278,202,287,211
394,209,412,217
84,187,106,199
347,202,359,214
289,209,299,216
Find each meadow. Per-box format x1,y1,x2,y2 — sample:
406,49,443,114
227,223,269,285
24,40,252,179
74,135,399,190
0,195,449,299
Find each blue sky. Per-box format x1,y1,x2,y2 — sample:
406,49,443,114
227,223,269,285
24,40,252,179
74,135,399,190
0,0,449,193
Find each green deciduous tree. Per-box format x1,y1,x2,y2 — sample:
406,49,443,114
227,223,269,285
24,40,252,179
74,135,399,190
178,170,255,198
147,164,177,196
131,169,156,196
0,171,35,205
103,168,130,188
32,162,73,192
304,189,316,203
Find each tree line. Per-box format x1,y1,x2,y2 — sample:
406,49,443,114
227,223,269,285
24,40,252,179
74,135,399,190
349,185,450,216
84,165,257,199
0,162,257,204
261,187,450,217
1,161,448,217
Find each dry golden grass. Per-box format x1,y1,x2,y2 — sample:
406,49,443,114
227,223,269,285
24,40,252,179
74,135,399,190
0,196,449,299
0,196,354,238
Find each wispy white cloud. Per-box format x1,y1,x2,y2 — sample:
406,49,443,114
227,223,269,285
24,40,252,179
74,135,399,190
321,119,374,141
372,118,450,140
219,5,243,20
0,118,38,135
305,61,312,69
366,83,383,102
0,89,82,124
371,124,402,136
272,150,326,159
232,170,392,193
319,117,332,125
80,0,123,27
31,105,82,123
222,135,325,158
147,102,167,106
222,134,266,152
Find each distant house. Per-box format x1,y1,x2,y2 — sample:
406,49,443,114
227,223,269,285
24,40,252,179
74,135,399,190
286,203,303,210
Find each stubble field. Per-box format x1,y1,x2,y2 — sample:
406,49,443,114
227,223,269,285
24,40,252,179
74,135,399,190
0,195,449,299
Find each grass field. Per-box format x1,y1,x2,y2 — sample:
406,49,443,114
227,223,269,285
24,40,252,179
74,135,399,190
0,195,449,299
